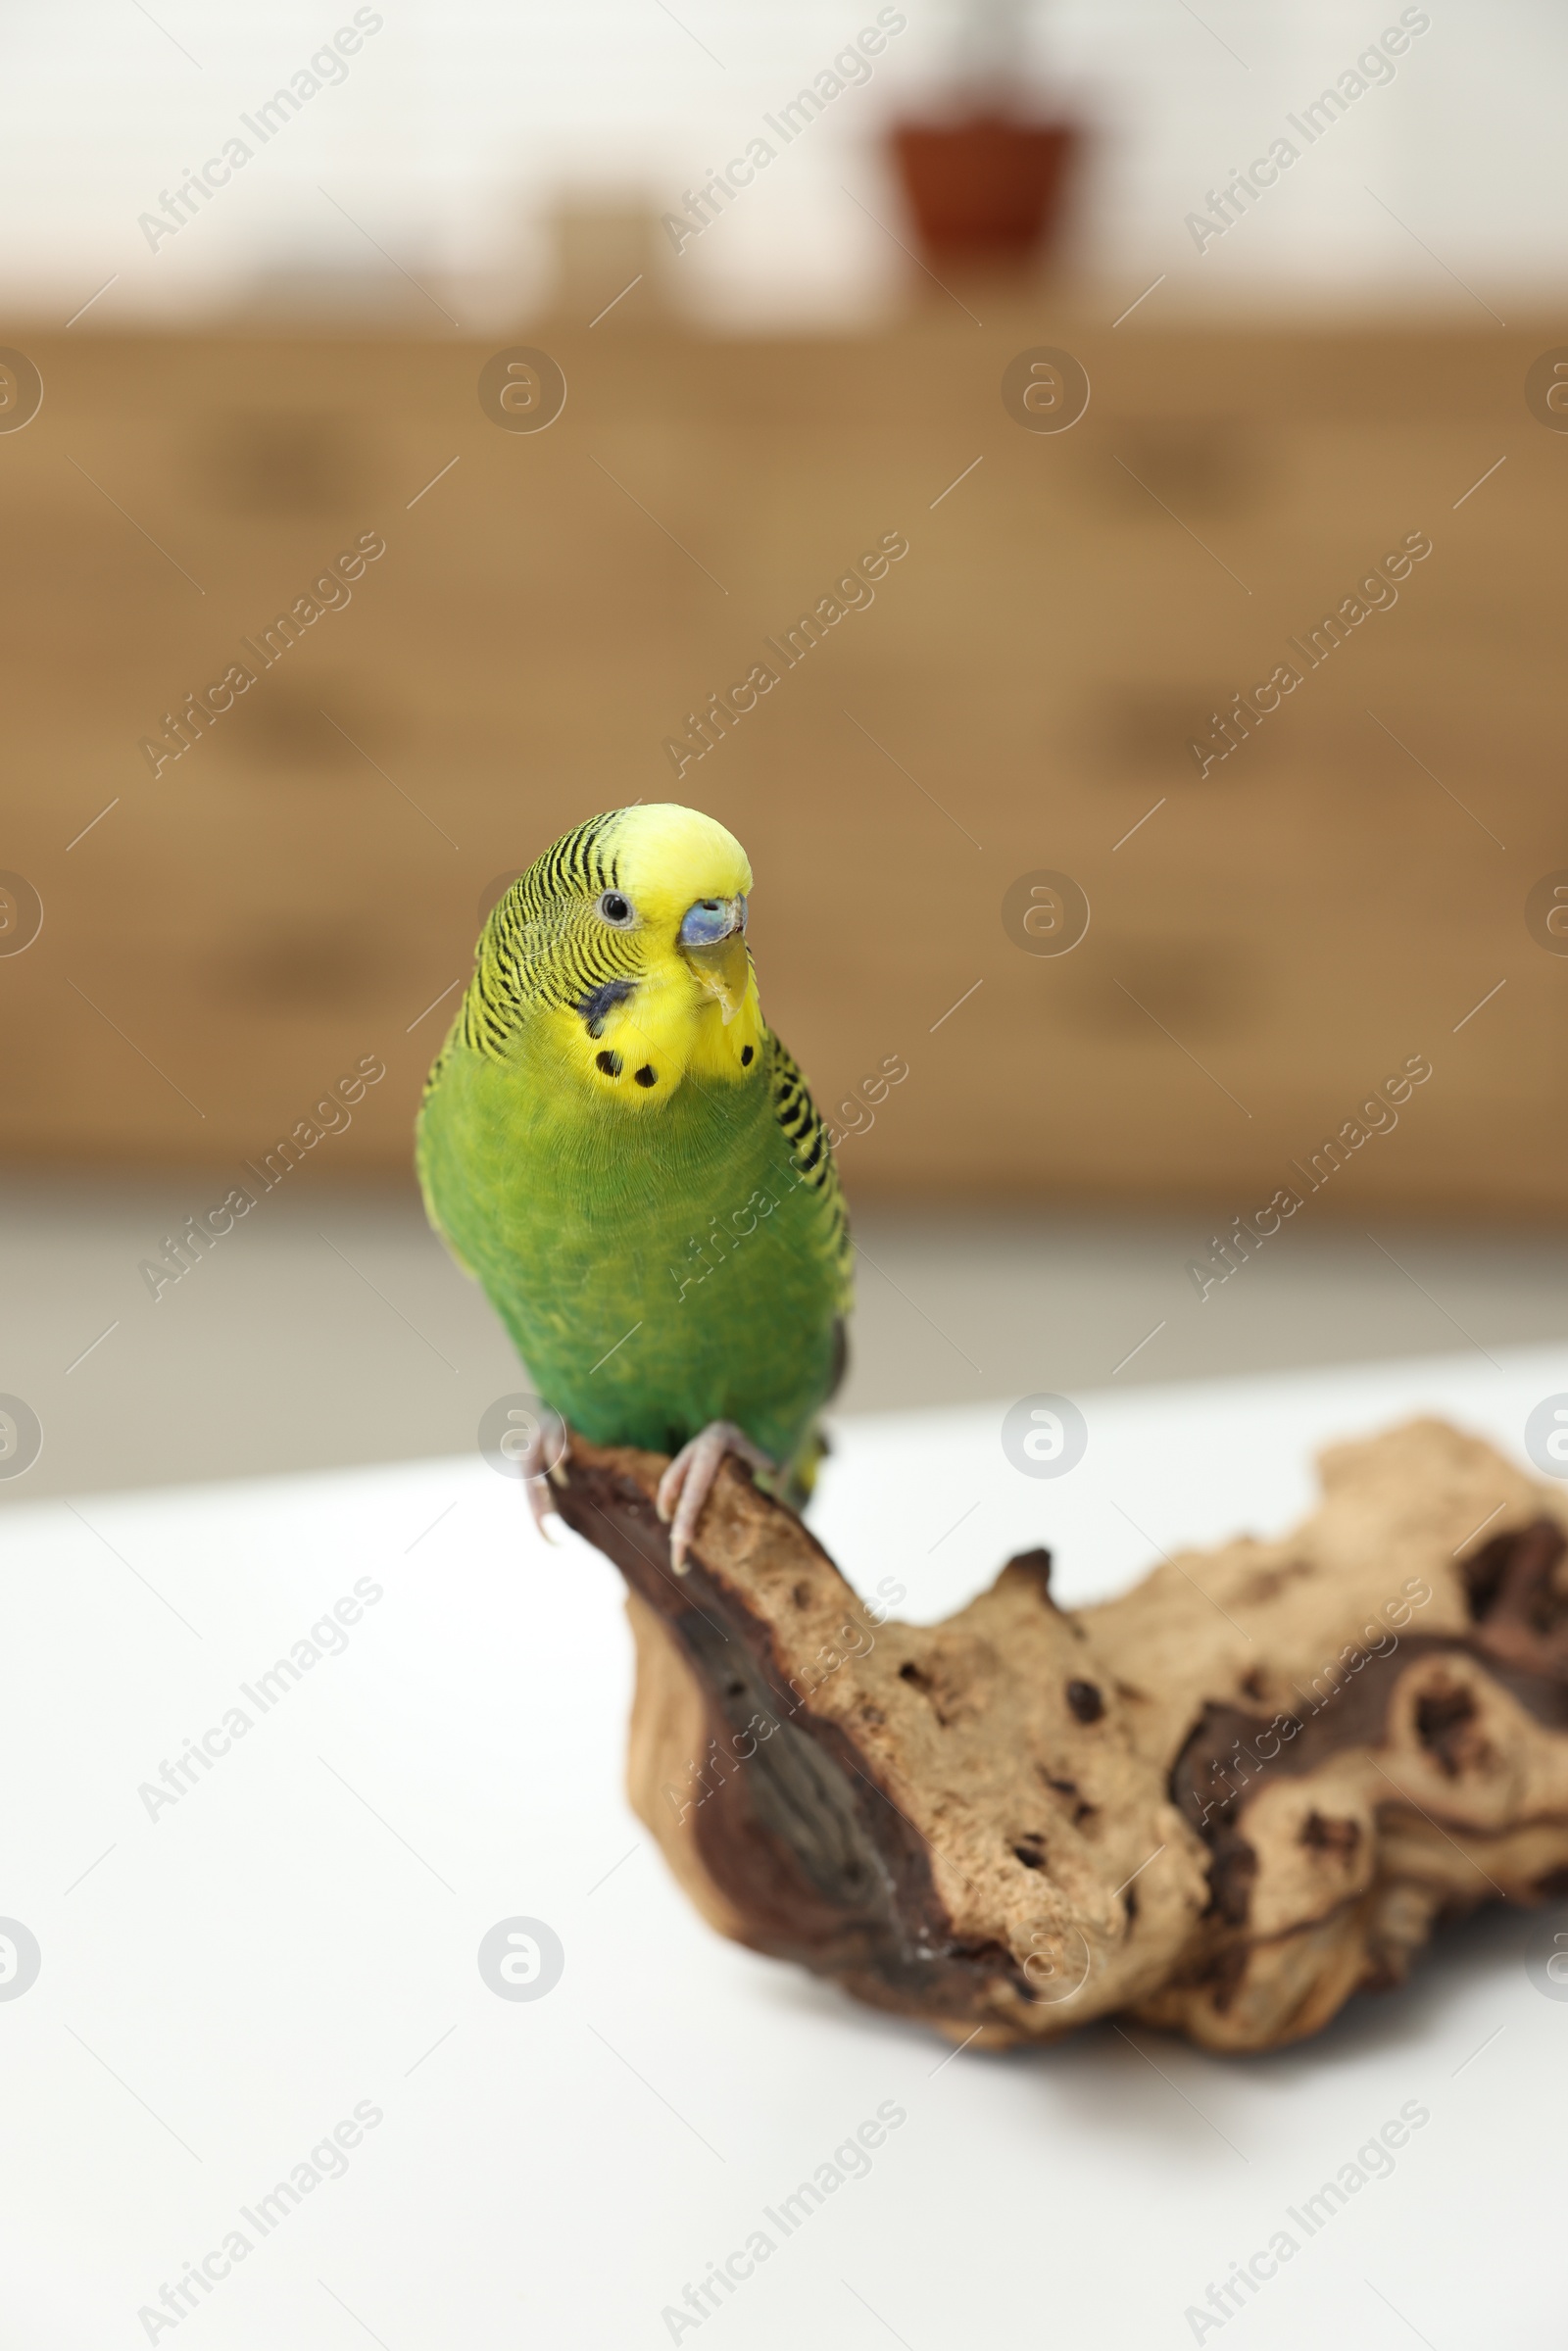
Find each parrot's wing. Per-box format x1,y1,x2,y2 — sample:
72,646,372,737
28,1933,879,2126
414,1021,483,1283
767,1032,853,1317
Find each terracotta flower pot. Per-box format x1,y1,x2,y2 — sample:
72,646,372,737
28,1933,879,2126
889,112,1081,269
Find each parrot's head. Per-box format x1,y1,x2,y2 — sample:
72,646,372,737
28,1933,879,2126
472,803,764,1107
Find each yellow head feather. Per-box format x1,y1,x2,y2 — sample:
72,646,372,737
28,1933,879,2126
466,803,764,1109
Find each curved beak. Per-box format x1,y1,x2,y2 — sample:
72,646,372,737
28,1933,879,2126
678,895,750,1024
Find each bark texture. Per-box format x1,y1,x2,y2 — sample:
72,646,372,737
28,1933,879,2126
555,1417,1568,2051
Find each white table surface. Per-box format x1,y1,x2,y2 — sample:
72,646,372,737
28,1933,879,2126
7,1344,1568,2350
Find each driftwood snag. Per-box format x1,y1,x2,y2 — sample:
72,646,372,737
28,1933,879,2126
556,1418,1568,2052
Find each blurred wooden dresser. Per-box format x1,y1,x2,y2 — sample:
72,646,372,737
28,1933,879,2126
3,292,1565,1214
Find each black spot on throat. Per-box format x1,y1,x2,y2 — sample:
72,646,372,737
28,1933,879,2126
595,1051,622,1078
634,1064,657,1088
741,1045,754,1065
577,977,636,1039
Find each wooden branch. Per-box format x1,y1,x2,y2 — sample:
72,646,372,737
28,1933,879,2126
555,1417,1568,2052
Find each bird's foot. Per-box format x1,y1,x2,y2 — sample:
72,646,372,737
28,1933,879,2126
517,1407,569,1543
656,1421,774,1574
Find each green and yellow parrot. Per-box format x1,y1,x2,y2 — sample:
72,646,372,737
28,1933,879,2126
416,804,852,1565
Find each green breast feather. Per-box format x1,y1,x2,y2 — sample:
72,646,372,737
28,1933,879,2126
418,1024,850,1482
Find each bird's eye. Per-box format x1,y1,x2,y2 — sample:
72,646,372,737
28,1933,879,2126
596,891,635,927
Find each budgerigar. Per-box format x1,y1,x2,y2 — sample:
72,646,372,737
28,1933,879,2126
416,804,852,1565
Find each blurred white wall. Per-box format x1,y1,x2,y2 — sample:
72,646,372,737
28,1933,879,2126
5,0,1562,330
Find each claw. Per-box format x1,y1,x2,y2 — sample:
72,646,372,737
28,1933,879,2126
525,1474,562,1544
656,1420,774,1574
514,1406,567,1546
